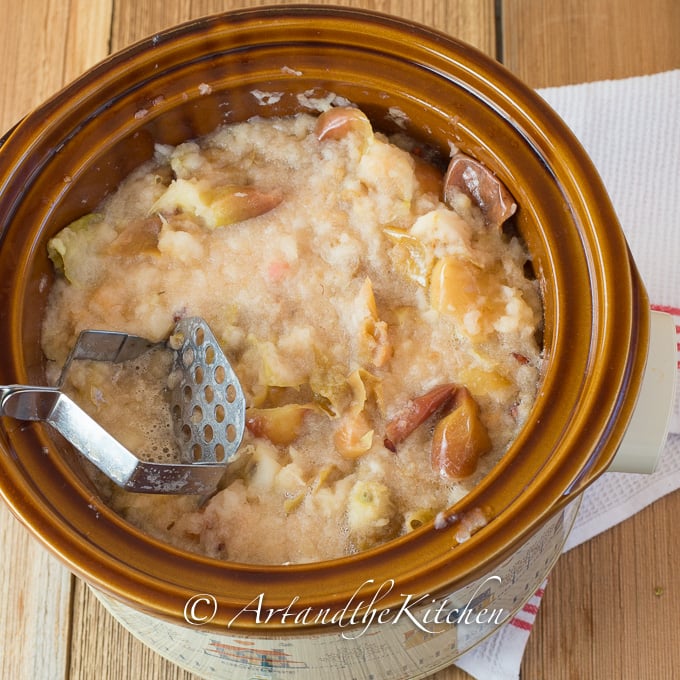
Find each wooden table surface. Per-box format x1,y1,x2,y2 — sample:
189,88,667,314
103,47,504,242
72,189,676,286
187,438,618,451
1,1,678,679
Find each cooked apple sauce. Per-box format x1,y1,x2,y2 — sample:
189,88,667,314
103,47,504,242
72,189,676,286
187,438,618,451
41,107,542,564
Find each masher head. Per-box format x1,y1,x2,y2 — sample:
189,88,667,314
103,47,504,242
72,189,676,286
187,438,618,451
37,316,248,493
168,317,246,465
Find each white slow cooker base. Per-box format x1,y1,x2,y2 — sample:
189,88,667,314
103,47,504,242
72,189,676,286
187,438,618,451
92,498,580,680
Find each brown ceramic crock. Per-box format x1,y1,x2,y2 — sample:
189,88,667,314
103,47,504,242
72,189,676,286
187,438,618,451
0,4,649,671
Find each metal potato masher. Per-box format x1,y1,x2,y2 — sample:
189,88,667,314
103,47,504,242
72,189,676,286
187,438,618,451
0,317,246,494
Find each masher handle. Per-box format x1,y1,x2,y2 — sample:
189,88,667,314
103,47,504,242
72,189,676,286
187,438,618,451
1,385,140,484
0,386,225,494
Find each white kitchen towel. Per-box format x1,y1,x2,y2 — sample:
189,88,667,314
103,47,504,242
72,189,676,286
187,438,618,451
538,69,680,436
453,68,680,679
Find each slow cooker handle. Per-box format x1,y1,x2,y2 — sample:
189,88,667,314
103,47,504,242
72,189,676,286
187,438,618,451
560,311,676,505
606,310,677,473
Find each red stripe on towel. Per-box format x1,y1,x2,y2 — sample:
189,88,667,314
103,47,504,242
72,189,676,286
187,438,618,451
650,303,680,317
522,602,539,616
649,304,680,368
510,617,534,631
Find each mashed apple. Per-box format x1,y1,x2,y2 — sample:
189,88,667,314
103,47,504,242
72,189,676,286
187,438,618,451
42,107,542,564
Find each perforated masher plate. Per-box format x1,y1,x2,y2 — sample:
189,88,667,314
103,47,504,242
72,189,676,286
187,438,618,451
168,317,246,464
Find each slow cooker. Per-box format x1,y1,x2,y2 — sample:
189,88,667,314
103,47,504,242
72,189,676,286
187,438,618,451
0,7,675,679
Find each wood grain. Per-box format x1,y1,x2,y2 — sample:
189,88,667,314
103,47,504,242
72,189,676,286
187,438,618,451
502,0,680,88
521,492,680,679
69,580,195,680
502,3,680,678
0,504,73,679
109,0,496,57
0,0,112,130
0,2,111,680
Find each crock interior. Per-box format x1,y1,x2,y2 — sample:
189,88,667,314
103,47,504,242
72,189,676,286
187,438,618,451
0,6,648,631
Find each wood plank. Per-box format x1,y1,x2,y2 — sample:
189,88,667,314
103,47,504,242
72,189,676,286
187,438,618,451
502,2,680,679
0,0,112,131
0,0,68,130
110,0,496,57
62,0,115,84
69,579,195,680
0,505,73,680
0,2,111,680
502,0,680,88
522,492,680,680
